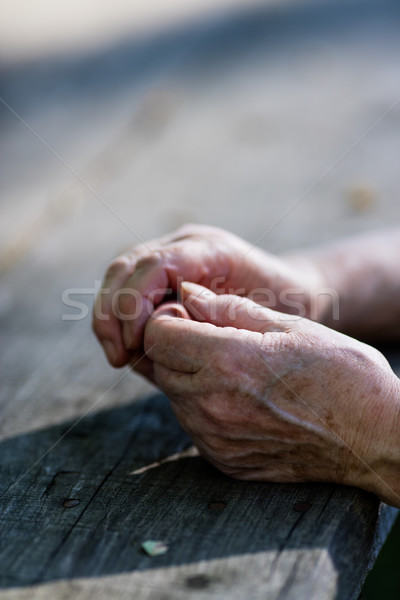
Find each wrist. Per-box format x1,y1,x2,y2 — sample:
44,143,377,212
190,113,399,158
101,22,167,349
348,369,400,507
282,253,333,322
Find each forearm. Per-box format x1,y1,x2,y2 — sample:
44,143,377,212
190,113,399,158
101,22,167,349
290,229,400,342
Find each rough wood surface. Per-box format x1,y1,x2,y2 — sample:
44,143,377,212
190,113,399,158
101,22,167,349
1,0,400,598
0,391,398,600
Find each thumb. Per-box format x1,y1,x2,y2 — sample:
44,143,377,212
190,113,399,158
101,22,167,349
151,299,191,321
180,281,289,333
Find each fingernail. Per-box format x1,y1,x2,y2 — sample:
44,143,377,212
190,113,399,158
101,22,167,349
181,281,215,299
103,340,116,364
122,322,133,348
156,303,187,318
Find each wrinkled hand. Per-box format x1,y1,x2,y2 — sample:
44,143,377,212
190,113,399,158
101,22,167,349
144,282,400,506
92,224,323,372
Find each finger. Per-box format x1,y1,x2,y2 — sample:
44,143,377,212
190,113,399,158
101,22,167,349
180,281,296,333
118,254,169,350
117,255,184,351
92,232,182,366
151,300,192,321
92,255,136,367
128,300,192,382
118,234,234,352
92,227,204,365
144,306,223,373
129,350,155,383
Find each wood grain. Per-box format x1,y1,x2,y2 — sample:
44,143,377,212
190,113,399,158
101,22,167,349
1,0,400,597
0,393,397,599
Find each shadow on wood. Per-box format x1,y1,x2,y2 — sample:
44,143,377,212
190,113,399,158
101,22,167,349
0,393,395,599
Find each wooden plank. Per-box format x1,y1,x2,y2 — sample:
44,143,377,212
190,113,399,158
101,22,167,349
0,391,397,600
1,241,398,598
2,0,400,268
1,1,400,598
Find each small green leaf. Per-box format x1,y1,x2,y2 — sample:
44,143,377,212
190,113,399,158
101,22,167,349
141,540,169,557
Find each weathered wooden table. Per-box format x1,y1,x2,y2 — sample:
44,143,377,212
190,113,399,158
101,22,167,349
1,0,400,597
0,387,398,600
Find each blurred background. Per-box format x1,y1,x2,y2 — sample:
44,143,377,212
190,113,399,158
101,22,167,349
1,0,399,597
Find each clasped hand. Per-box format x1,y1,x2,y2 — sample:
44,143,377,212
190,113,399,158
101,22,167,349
93,225,400,506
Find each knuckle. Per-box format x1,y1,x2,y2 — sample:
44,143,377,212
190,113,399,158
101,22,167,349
173,223,203,238
105,255,131,279
136,250,163,270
